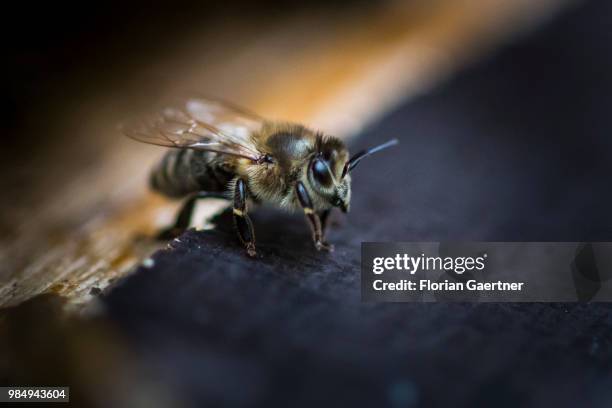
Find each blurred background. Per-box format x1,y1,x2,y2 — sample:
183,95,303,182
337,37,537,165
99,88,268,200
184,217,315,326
2,1,612,407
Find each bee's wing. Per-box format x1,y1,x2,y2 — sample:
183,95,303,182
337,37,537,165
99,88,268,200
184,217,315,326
123,97,265,162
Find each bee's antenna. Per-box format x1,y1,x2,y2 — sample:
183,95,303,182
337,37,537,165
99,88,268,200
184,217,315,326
342,138,399,178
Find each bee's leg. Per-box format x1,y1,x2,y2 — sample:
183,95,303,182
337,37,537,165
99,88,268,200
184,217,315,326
319,209,332,240
295,182,334,252
157,191,227,240
233,178,257,257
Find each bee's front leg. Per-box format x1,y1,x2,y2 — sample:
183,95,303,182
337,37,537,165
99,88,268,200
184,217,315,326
233,178,257,257
319,209,332,241
295,182,334,252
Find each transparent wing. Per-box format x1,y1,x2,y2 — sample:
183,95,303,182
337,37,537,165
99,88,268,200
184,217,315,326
185,96,264,135
123,97,265,162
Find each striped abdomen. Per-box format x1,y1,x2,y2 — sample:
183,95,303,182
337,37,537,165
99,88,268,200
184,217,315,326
150,149,234,198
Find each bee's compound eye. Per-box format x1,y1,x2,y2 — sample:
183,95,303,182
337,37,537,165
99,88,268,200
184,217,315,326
311,158,333,187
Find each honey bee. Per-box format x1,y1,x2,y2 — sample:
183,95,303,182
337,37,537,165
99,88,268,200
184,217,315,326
124,97,397,257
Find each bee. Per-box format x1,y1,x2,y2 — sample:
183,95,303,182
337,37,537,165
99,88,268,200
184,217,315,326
124,97,397,257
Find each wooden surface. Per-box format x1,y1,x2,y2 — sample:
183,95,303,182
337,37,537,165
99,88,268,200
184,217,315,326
0,0,568,310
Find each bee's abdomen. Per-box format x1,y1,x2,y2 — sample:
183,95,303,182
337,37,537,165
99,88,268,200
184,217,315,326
150,150,233,198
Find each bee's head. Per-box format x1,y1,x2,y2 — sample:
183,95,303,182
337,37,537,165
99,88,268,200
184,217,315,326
309,136,351,212
308,136,399,213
